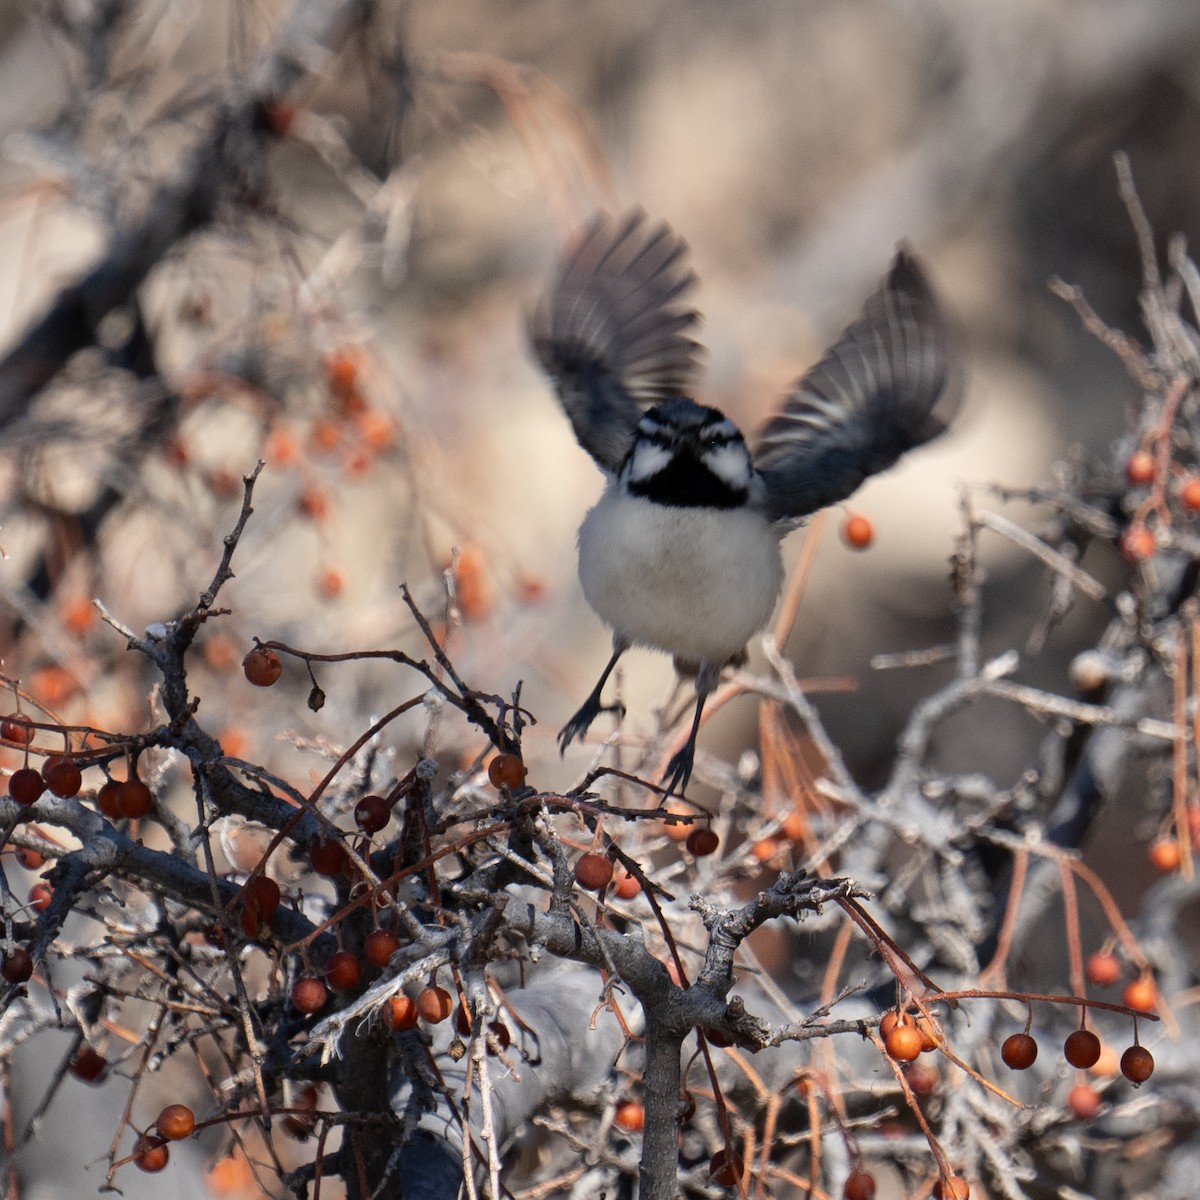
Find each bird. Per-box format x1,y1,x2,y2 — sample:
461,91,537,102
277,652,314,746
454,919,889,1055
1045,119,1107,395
530,211,960,795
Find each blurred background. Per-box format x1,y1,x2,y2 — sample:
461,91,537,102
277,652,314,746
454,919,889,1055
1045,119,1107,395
1,2,1200,1192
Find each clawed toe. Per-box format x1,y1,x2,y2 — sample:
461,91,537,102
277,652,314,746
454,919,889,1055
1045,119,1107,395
558,701,625,754
662,741,696,797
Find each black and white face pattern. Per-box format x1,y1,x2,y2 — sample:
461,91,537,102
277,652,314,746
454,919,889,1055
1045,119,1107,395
620,397,753,509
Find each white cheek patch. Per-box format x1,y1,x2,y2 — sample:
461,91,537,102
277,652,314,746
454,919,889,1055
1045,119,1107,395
704,442,752,489
625,441,672,483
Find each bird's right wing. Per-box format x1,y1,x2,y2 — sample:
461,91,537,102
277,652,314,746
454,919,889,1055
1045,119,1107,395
530,211,703,473
753,248,960,523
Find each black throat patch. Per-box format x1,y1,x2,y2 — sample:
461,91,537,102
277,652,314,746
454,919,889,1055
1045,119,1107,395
626,453,748,509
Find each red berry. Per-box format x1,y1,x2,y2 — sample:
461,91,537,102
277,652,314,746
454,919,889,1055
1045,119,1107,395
843,1170,877,1200
416,985,452,1024
156,1103,195,1140
28,881,52,912
309,836,347,877
1125,449,1155,485
42,755,82,799
614,1099,644,1131
905,1062,939,1096
1064,1028,1101,1069
932,1177,970,1200
385,995,419,1031
1085,952,1122,987
242,647,282,687
1068,1082,1101,1118
9,768,44,806
1148,837,1181,873
885,1024,923,1063
1,716,33,744
354,794,391,835
95,780,122,818
325,950,361,991
1182,478,1200,511
246,876,281,921
842,513,874,549
684,827,720,856
116,779,153,819
364,928,400,967
1119,1044,1154,1084
487,753,526,789
291,977,327,1014
1123,976,1157,1013
574,852,614,891
68,1045,108,1083
1001,1032,1038,1069
133,1133,169,1172
708,1149,744,1186
1,946,33,983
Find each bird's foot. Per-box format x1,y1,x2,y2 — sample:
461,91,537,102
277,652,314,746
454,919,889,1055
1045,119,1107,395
558,699,625,755
661,738,697,798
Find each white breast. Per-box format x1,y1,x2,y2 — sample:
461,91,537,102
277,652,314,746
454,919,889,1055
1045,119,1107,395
577,484,784,666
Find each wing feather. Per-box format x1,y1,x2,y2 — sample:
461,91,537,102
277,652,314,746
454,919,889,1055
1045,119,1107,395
530,211,703,472
753,249,960,522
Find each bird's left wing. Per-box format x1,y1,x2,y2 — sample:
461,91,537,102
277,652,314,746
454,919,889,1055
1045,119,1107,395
753,249,960,523
530,211,703,473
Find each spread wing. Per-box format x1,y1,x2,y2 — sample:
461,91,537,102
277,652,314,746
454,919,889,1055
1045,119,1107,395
753,248,960,523
530,211,703,473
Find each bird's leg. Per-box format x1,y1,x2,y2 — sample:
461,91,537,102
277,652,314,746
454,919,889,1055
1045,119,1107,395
558,638,628,754
662,661,719,797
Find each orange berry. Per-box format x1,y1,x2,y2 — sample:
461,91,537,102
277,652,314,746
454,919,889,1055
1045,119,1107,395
325,950,361,991
1064,1028,1101,1069
417,985,452,1024
452,544,492,621
1,715,33,745
355,409,394,451
28,881,52,911
242,647,282,687
309,419,341,454
61,596,96,635
1085,951,1122,987
364,928,400,967
1119,1044,1154,1084
264,425,299,467
1181,478,1200,511
843,1170,877,1200
133,1133,169,1172
1148,837,1181,873
1119,526,1155,562
885,1023,923,1062
315,566,345,599
932,1177,970,1200
385,994,419,1031
661,800,694,841
1123,976,1157,1013
780,806,807,842
116,779,153,819
1001,1032,1038,1069
841,513,874,549
291,977,327,1014
298,485,330,522
156,1103,196,1141
612,867,641,899
1125,449,1155,485
487,753,526,789
1067,1082,1101,1118
574,852,614,891
324,348,361,399
905,1062,939,1096
613,1099,644,1131
750,836,778,862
